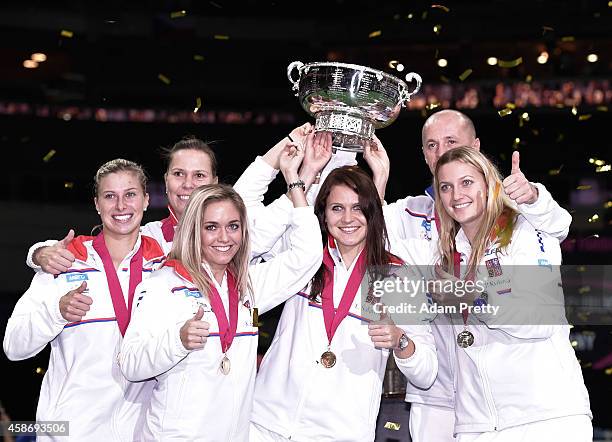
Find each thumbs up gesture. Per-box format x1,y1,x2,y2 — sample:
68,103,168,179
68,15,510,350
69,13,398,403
502,151,539,205
59,282,93,322
33,229,77,275
180,307,210,351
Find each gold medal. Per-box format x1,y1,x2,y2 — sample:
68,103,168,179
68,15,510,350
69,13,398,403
220,355,231,375
320,350,336,368
457,329,474,348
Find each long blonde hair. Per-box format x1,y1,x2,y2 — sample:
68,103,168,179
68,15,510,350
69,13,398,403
434,147,517,276
169,184,252,299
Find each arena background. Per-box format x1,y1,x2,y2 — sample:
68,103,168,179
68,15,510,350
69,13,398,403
0,1,610,440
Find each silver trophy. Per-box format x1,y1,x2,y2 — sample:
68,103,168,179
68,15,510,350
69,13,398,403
287,61,422,152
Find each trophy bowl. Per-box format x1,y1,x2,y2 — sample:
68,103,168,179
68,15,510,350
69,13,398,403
287,61,422,152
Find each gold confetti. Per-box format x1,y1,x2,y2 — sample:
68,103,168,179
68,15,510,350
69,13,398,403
571,340,578,347
60,29,73,38
588,214,599,223
433,24,442,35
458,69,472,81
36,367,46,375
194,97,202,113
158,73,171,85
556,133,564,142
596,165,611,172
426,102,441,111
581,362,592,369
532,129,539,136
578,285,591,294
431,4,450,12
368,30,381,38
578,114,592,121
513,137,520,148
576,185,592,190
526,74,533,82
597,106,608,112
604,201,612,209
497,57,523,68
64,182,74,189
440,75,450,83
505,102,516,110
214,34,230,40
548,165,563,175
498,108,512,117
43,149,56,162
384,422,401,431
521,112,530,121
421,11,428,20
193,54,204,61
571,106,578,115
406,13,414,19
609,1,612,6
542,25,555,34
170,10,187,18
561,36,575,42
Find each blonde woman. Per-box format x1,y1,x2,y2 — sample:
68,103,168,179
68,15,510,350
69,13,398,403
4,159,165,441
119,146,322,440
433,146,591,441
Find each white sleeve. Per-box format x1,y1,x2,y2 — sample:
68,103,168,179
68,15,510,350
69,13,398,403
394,324,438,389
233,156,294,259
383,197,411,241
119,279,192,382
3,272,67,361
249,206,323,314
474,219,565,340
517,182,572,242
25,239,59,272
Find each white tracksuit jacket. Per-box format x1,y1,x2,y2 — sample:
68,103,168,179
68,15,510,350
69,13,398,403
251,241,438,442
4,234,166,441
449,215,591,434
384,184,572,410
119,206,322,441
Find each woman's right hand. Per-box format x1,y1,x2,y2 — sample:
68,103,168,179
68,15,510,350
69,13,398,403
59,282,92,322
180,307,210,351
34,230,76,275
363,136,390,201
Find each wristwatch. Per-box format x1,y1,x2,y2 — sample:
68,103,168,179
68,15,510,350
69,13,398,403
397,333,410,351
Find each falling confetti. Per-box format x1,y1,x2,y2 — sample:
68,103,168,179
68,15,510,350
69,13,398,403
158,74,171,85
433,24,442,35
604,201,612,209
440,75,450,83
170,10,187,18
587,214,599,223
384,422,401,431
64,182,74,189
421,11,428,20
596,165,611,172
36,367,46,375
578,286,591,294
542,25,555,34
597,106,608,112
43,149,56,162
60,29,73,38
368,30,382,38
431,4,450,12
193,54,204,61
578,114,592,121
561,36,575,42
458,69,472,81
571,106,578,115
213,34,230,40
426,102,441,111
525,74,533,82
194,97,202,113
505,102,516,109
497,57,523,68
576,185,592,190
548,165,564,175
498,108,512,117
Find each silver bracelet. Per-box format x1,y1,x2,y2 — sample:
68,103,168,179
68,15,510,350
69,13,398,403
287,179,305,191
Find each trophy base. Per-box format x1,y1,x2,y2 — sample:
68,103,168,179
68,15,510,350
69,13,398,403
314,111,374,153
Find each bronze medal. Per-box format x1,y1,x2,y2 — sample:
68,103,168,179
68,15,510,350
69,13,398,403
457,330,474,348
220,355,231,375
320,350,337,368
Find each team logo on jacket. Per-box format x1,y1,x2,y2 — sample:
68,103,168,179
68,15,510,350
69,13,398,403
485,258,503,277
66,273,88,282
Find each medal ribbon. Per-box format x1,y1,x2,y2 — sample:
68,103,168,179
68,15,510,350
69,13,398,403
321,240,367,346
92,232,143,336
160,205,179,242
205,271,239,354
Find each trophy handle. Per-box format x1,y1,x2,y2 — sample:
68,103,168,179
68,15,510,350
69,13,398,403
287,61,304,95
399,72,423,106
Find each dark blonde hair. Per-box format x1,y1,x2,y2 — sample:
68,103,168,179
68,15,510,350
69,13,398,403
434,146,516,276
162,136,218,177
169,184,251,299
93,158,147,197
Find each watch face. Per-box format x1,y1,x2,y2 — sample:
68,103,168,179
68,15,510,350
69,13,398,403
399,334,409,350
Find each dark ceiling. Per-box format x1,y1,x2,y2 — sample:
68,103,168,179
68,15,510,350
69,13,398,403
0,0,610,110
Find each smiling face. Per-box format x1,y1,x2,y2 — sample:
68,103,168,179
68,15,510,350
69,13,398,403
200,200,243,276
94,170,149,240
324,184,367,263
422,111,480,174
437,160,488,237
165,148,218,219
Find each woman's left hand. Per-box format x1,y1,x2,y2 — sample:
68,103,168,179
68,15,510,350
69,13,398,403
279,142,305,182
430,265,477,307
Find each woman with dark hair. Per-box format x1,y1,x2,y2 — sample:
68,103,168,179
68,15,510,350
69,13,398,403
250,165,437,442
432,146,591,441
